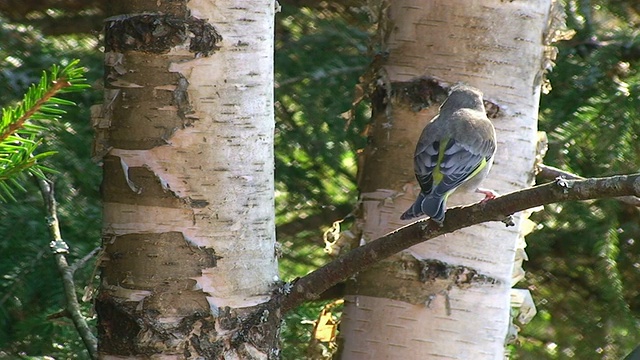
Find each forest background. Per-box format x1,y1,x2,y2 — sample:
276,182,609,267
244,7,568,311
1,1,640,359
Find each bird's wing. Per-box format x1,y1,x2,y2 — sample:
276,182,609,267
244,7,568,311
413,138,439,194
415,136,491,196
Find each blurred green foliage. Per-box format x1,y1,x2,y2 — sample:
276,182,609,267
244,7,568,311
1,1,640,359
274,6,369,225
274,6,369,358
517,2,640,359
0,16,103,358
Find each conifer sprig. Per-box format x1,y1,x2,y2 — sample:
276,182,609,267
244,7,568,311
0,59,89,201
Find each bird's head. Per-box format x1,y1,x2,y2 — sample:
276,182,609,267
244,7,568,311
440,84,485,113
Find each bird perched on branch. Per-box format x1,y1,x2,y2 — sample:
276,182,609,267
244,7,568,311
401,84,497,223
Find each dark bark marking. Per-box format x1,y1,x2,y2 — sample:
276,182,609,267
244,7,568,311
102,155,212,208
96,294,225,356
374,77,448,113
105,14,222,56
372,77,500,117
102,155,182,206
344,253,499,305
102,232,219,291
174,75,195,125
419,259,499,286
95,296,141,355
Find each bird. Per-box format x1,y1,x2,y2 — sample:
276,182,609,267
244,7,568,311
400,84,497,223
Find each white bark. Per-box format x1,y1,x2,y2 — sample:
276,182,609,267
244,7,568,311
340,1,550,359
166,0,278,310
104,0,277,310
98,0,278,352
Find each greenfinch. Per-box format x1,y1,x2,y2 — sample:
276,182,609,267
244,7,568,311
401,84,497,222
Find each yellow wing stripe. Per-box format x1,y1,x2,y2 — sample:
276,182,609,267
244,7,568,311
432,138,449,185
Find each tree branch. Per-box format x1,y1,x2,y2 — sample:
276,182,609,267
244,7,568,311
249,174,640,327
68,246,101,275
36,178,98,360
537,164,640,206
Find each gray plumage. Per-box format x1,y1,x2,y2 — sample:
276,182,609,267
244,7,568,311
401,84,497,222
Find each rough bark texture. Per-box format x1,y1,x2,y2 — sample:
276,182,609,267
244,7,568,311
95,0,278,357
339,1,551,359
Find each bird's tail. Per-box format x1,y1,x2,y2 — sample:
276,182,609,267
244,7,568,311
400,193,425,220
400,193,446,223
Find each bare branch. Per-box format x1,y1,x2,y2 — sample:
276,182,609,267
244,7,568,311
276,66,366,88
537,164,640,206
69,246,101,275
537,163,583,180
249,174,640,326
36,178,98,360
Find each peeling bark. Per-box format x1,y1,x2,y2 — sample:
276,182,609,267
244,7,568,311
339,1,552,359
95,0,278,357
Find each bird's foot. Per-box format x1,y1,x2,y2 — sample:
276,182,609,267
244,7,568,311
476,188,498,202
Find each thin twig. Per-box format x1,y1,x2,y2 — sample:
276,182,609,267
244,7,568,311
537,164,640,206
36,178,98,359
69,246,101,274
275,66,366,88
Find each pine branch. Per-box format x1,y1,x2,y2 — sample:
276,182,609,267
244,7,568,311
0,59,89,201
0,79,70,143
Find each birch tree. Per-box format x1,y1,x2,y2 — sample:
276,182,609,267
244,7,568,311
94,0,279,357
338,1,554,358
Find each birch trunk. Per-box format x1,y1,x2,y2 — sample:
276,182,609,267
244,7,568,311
94,0,278,357
339,1,550,359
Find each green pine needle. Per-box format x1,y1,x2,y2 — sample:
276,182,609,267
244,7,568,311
0,59,89,201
